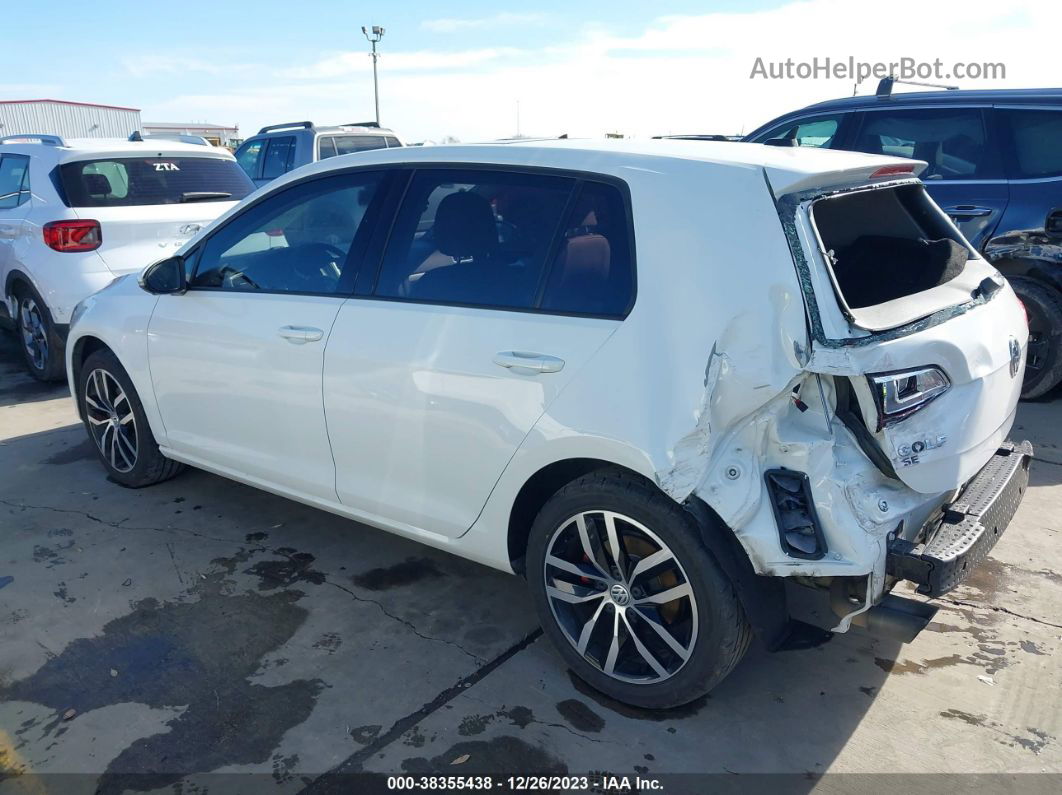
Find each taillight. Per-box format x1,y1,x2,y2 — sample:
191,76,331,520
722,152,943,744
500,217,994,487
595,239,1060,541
1017,298,1029,327
868,367,951,430
43,220,101,252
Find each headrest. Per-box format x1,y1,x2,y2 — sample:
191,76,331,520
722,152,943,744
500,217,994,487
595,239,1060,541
84,173,112,195
434,191,497,261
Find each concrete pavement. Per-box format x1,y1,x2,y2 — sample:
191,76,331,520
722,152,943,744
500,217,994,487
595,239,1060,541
1,331,1060,793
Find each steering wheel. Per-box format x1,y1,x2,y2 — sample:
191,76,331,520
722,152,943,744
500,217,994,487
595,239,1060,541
291,242,347,286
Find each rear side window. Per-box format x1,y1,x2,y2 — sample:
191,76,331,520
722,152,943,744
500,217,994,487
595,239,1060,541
261,137,296,180
236,139,266,178
539,181,634,317
756,115,843,148
853,109,990,180
191,171,385,295
59,157,254,207
0,154,30,210
999,108,1062,178
375,169,574,310
374,169,634,317
333,135,390,156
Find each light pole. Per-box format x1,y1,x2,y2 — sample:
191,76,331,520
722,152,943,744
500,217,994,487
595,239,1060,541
362,25,385,125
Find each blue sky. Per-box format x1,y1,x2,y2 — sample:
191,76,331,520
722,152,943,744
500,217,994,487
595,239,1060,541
1,0,1054,142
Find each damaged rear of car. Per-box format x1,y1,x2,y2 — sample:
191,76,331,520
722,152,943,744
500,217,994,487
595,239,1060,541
740,154,1031,637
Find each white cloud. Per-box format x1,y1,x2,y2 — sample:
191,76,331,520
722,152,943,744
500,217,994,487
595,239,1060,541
140,0,1062,143
420,13,546,34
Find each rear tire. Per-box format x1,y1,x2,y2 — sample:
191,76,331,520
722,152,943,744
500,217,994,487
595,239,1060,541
1009,276,1062,399
77,348,185,488
14,286,65,382
527,469,751,709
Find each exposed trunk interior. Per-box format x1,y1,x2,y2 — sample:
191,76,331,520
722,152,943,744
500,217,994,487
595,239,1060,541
812,184,970,311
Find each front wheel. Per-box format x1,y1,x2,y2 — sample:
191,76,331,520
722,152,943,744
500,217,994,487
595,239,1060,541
78,348,185,488
527,470,751,709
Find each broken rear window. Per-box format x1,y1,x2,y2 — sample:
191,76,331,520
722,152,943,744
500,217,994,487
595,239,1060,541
810,183,970,311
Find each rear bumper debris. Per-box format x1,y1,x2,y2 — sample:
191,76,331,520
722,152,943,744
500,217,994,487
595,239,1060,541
886,440,1033,596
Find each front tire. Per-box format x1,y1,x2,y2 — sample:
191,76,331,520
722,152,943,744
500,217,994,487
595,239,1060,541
14,287,64,382
78,348,185,488
527,469,751,709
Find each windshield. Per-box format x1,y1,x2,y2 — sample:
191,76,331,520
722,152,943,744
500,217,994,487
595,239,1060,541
59,157,254,208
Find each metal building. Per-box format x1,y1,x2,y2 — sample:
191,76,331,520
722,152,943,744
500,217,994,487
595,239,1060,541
143,121,241,148
0,99,141,139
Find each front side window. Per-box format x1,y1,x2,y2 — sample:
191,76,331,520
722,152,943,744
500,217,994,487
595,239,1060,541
236,139,266,178
191,171,384,295
59,157,253,207
374,169,576,310
0,155,30,210
853,109,989,180
260,137,296,180
998,108,1062,179
756,115,842,148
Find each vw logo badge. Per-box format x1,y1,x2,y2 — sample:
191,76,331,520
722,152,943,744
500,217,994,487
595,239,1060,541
1009,338,1022,378
609,583,631,606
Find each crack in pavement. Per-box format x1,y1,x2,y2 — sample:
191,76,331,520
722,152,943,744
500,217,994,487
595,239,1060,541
299,628,543,792
326,579,485,664
0,498,235,545
939,596,1062,629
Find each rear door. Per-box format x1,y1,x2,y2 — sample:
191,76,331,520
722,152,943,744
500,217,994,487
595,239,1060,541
148,169,388,498
0,154,32,286
849,106,1008,250
323,168,635,537
58,154,254,272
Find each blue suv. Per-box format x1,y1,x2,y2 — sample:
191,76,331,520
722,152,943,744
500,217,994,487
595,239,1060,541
746,81,1062,397
234,121,401,188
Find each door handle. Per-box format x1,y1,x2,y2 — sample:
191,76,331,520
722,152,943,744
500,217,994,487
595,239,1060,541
943,205,993,218
278,325,324,344
493,351,565,374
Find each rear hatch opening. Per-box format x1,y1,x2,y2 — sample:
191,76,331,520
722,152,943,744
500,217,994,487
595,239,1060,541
808,182,989,332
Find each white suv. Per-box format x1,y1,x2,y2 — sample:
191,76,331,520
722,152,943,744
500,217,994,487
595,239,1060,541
65,140,1031,708
0,134,253,380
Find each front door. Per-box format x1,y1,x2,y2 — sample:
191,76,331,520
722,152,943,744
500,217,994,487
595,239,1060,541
324,169,635,537
148,169,388,499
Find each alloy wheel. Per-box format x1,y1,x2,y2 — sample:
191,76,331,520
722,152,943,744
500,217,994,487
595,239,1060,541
543,510,698,684
19,297,49,372
84,368,139,473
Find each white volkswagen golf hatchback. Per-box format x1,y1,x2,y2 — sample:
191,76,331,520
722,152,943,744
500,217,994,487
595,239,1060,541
0,134,253,381
66,140,1031,708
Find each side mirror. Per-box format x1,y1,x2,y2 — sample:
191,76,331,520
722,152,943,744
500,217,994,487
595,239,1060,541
139,255,187,295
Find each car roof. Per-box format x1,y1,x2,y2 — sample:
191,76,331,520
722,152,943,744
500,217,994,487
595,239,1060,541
0,137,235,163
252,124,395,138
791,87,1062,115
281,137,919,196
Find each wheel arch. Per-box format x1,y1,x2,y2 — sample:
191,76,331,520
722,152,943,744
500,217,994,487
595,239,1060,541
69,334,113,419
505,456,791,651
